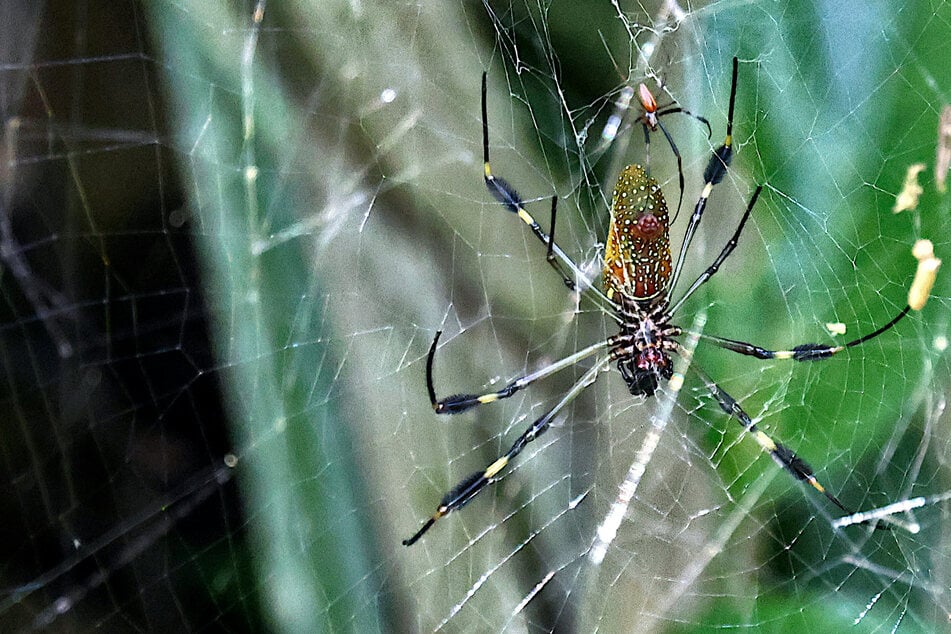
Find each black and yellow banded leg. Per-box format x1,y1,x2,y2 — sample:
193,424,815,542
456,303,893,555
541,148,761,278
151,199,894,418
665,57,739,300
665,185,762,318
481,72,608,300
426,330,610,414
404,356,609,546
694,305,912,362
689,362,860,519
691,237,940,362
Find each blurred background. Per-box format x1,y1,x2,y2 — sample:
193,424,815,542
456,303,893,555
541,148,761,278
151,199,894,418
1,0,950,631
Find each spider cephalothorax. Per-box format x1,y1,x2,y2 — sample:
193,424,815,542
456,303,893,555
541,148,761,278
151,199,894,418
611,301,678,397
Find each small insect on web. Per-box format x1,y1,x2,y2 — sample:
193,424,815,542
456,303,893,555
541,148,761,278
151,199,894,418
402,58,939,547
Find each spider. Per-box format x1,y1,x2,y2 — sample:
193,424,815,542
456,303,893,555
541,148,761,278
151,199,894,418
634,78,712,218
403,57,930,547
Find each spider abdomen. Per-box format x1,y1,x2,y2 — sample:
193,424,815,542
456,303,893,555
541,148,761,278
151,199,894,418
603,165,672,302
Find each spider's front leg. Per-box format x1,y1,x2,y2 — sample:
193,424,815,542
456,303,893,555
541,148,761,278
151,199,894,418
480,72,596,294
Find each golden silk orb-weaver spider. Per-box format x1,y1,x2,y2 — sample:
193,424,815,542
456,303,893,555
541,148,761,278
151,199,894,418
403,58,938,547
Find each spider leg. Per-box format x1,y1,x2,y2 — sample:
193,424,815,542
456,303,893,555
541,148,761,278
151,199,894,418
404,356,610,546
481,72,606,299
691,305,912,361
665,57,739,299
546,196,558,267
426,330,610,414
655,106,713,139
645,102,713,221
665,185,762,317
687,359,862,520
686,239,939,360
655,120,686,219
640,119,652,177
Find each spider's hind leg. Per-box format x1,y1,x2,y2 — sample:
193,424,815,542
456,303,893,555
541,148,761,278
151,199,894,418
689,360,884,527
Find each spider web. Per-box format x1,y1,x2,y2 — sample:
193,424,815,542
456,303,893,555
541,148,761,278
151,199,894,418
2,0,950,631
